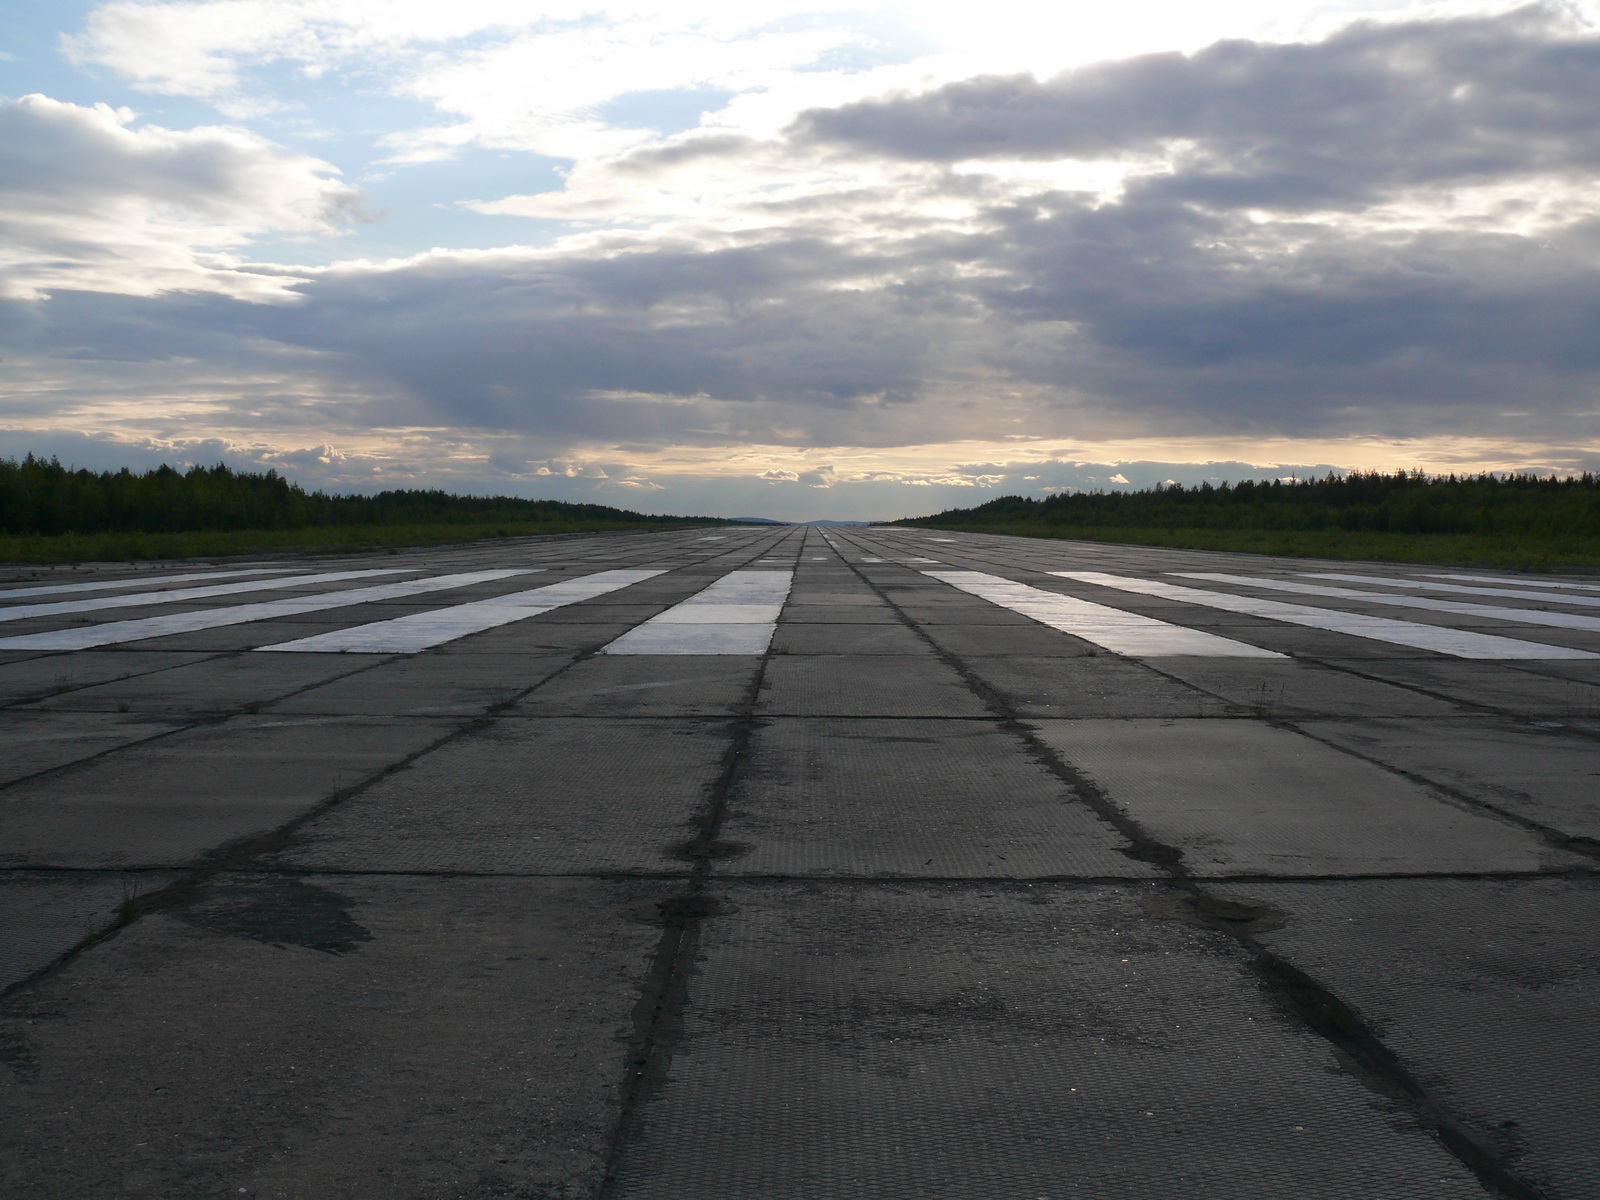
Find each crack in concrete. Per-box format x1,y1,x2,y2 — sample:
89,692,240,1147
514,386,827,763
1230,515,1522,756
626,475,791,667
835,526,1557,1200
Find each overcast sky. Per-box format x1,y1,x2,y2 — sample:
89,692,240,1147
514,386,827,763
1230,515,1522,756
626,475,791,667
2,0,1597,519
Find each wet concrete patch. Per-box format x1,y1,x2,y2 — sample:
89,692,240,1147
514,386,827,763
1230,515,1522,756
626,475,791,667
178,877,372,954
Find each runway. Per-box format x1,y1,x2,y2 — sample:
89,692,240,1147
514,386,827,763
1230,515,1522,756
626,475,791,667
1,524,1596,1198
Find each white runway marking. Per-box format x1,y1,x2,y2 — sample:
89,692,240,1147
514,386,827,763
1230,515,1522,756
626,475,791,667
260,570,659,653
0,568,414,624
1427,573,1600,592
601,570,793,655
1176,572,1600,633
0,567,295,602
0,570,530,651
859,557,885,562
926,571,1284,658
1303,571,1600,609
1060,572,1598,659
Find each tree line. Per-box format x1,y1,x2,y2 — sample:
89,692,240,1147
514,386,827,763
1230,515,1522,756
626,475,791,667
899,471,1600,536
0,456,710,536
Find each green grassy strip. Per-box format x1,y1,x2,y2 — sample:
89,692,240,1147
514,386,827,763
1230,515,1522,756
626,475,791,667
0,519,698,565
907,523,1600,572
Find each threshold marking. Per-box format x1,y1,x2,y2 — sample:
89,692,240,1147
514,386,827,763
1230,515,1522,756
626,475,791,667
601,570,793,655
0,567,296,602
1303,572,1600,609
260,570,659,653
1060,573,1598,659
1426,573,1600,593
926,571,1283,658
0,570,530,651
0,568,413,624
1176,572,1600,633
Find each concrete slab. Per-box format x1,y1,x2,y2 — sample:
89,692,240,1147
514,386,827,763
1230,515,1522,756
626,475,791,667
1320,658,1600,717
1298,716,1600,839
0,874,667,1200
1030,719,1573,876
274,718,728,873
768,622,928,655
775,605,902,624
0,716,457,869
516,656,758,717
721,719,1147,878
892,603,1039,626
268,652,572,716
1152,658,1467,718
757,655,989,717
960,655,1232,718
918,622,1099,657
0,871,179,991
0,650,213,706
1220,877,1600,1200
607,883,1485,1199
0,710,183,785
18,652,383,714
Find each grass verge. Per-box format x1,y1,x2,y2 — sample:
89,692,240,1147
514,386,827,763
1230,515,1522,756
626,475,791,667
0,520,698,565
905,523,1600,572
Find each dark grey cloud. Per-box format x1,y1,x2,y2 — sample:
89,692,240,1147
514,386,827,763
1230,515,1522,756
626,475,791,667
797,6,1600,209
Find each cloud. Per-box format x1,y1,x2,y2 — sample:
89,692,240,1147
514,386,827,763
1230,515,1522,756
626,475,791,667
0,95,363,300
14,5,1600,519
795,6,1600,202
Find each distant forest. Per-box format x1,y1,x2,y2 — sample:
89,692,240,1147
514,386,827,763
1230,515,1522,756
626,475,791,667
0,456,709,536
899,471,1600,537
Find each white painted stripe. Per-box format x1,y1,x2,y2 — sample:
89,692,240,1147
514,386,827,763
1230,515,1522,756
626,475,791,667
602,570,792,655
1175,572,1600,633
1059,572,1598,659
1303,571,1600,609
0,570,530,651
1426,573,1600,592
259,569,659,652
0,567,295,602
0,568,413,623
927,570,1284,658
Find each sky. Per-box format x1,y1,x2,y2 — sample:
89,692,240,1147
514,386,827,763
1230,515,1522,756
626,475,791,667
2,0,1599,520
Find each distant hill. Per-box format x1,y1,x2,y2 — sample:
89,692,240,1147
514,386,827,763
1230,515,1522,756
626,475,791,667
728,516,790,525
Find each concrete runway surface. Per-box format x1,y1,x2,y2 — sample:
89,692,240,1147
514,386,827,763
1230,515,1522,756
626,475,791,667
1,525,1596,1199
